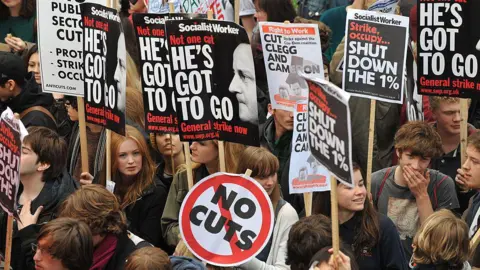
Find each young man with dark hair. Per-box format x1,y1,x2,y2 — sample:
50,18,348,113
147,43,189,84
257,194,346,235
0,127,78,269
371,121,459,260
286,214,333,270
457,132,480,268
429,96,477,214
0,52,56,130
33,217,93,270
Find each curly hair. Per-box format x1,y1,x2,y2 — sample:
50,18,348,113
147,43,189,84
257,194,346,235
394,121,443,158
59,184,127,236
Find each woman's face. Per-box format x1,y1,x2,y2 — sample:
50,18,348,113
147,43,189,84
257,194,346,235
323,64,330,82
254,174,277,195
155,133,182,157
190,140,218,165
1,0,22,9
337,169,366,212
28,52,41,84
117,138,143,178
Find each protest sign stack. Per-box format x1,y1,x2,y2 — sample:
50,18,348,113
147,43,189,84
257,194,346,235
343,9,409,192
179,173,274,266
417,0,480,249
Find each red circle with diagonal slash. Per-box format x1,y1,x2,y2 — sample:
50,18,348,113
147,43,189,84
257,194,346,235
179,172,274,267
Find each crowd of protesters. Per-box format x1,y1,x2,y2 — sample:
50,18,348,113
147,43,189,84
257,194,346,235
1,0,480,269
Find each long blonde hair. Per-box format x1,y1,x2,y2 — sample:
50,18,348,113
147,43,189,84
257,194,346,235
412,209,469,268
126,87,145,129
126,52,142,91
111,125,155,209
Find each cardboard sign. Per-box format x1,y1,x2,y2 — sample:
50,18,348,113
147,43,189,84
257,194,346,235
180,173,274,267
133,13,206,133
165,19,260,146
417,0,480,97
82,3,126,135
289,102,330,194
305,76,353,186
343,9,409,103
0,108,27,216
259,22,324,112
37,0,105,96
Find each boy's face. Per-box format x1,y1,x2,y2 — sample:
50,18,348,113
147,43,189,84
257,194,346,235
432,101,461,136
461,145,480,188
397,149,431,176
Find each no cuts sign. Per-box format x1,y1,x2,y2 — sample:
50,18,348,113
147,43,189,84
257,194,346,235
179,173,274,266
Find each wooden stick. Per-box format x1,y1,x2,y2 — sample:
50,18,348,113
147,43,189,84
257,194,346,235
4,215,13,270
218,141,226,172
184,142,194,189
77,97,90,174
366,99,376,194
169,134,175,174
234,0,240,24
106,129,111,183
471,227,480,251
460,98,468,166
169,2,174,13
330,175,339,256
244,169,252,177
207,9,214,20
304,192,313,217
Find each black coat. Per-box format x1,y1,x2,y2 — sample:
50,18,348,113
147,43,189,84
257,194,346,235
124,176,169,251
104,233,137,270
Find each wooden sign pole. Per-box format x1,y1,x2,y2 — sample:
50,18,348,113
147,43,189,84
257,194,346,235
184,142,194,189
218,141,226,172
4,215,13,270
234,0,240,24
460,98,468,166
366,99,376,194
77,97,90,175
169,2,174,13
304,192,313,217
330,175,340,256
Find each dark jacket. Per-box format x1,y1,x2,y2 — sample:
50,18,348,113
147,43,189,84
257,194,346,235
465,192,480,267
259,117,304,213
124,176,169,251
104,232,137,270
6,76,56,131
2,170,79,270
156,161,175,193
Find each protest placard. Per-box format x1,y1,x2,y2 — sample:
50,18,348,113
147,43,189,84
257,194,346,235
82,3,126,135
0,108,27,216
405,44,423,121
305,76,353,186
179,172,274,266
165,19,260,146
259,22,324,112
289,102,330,194
174,0,232,21
343,9,409,104
367,0,398,14
133,13,206,133
418,0,480,97
37,0,104,96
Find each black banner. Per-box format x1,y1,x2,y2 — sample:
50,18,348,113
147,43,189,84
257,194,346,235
165,19,260,146
133,13,206,134
418,0,480,97
82,3,126,135
0,109,22,216
307,78,353,186
343,10,408,104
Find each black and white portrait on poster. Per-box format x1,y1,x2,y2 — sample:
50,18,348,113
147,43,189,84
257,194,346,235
82,3,126,135
165,19,260,146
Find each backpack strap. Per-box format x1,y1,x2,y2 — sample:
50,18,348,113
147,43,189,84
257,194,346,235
20,106,56,124
433,175,449,209
375,167,392,207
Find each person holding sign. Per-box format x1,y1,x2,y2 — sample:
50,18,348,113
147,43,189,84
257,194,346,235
33,218,93,270
235,147,299,270
161,140,245,249
59,185,137,270
0,0,36,52
0,127,77,270
410,210,471,270
312,162,408,269
371,121,459,261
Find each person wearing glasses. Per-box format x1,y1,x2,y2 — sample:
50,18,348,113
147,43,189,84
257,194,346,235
32,218,93,270
64,96,107,185
0,127,78,269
